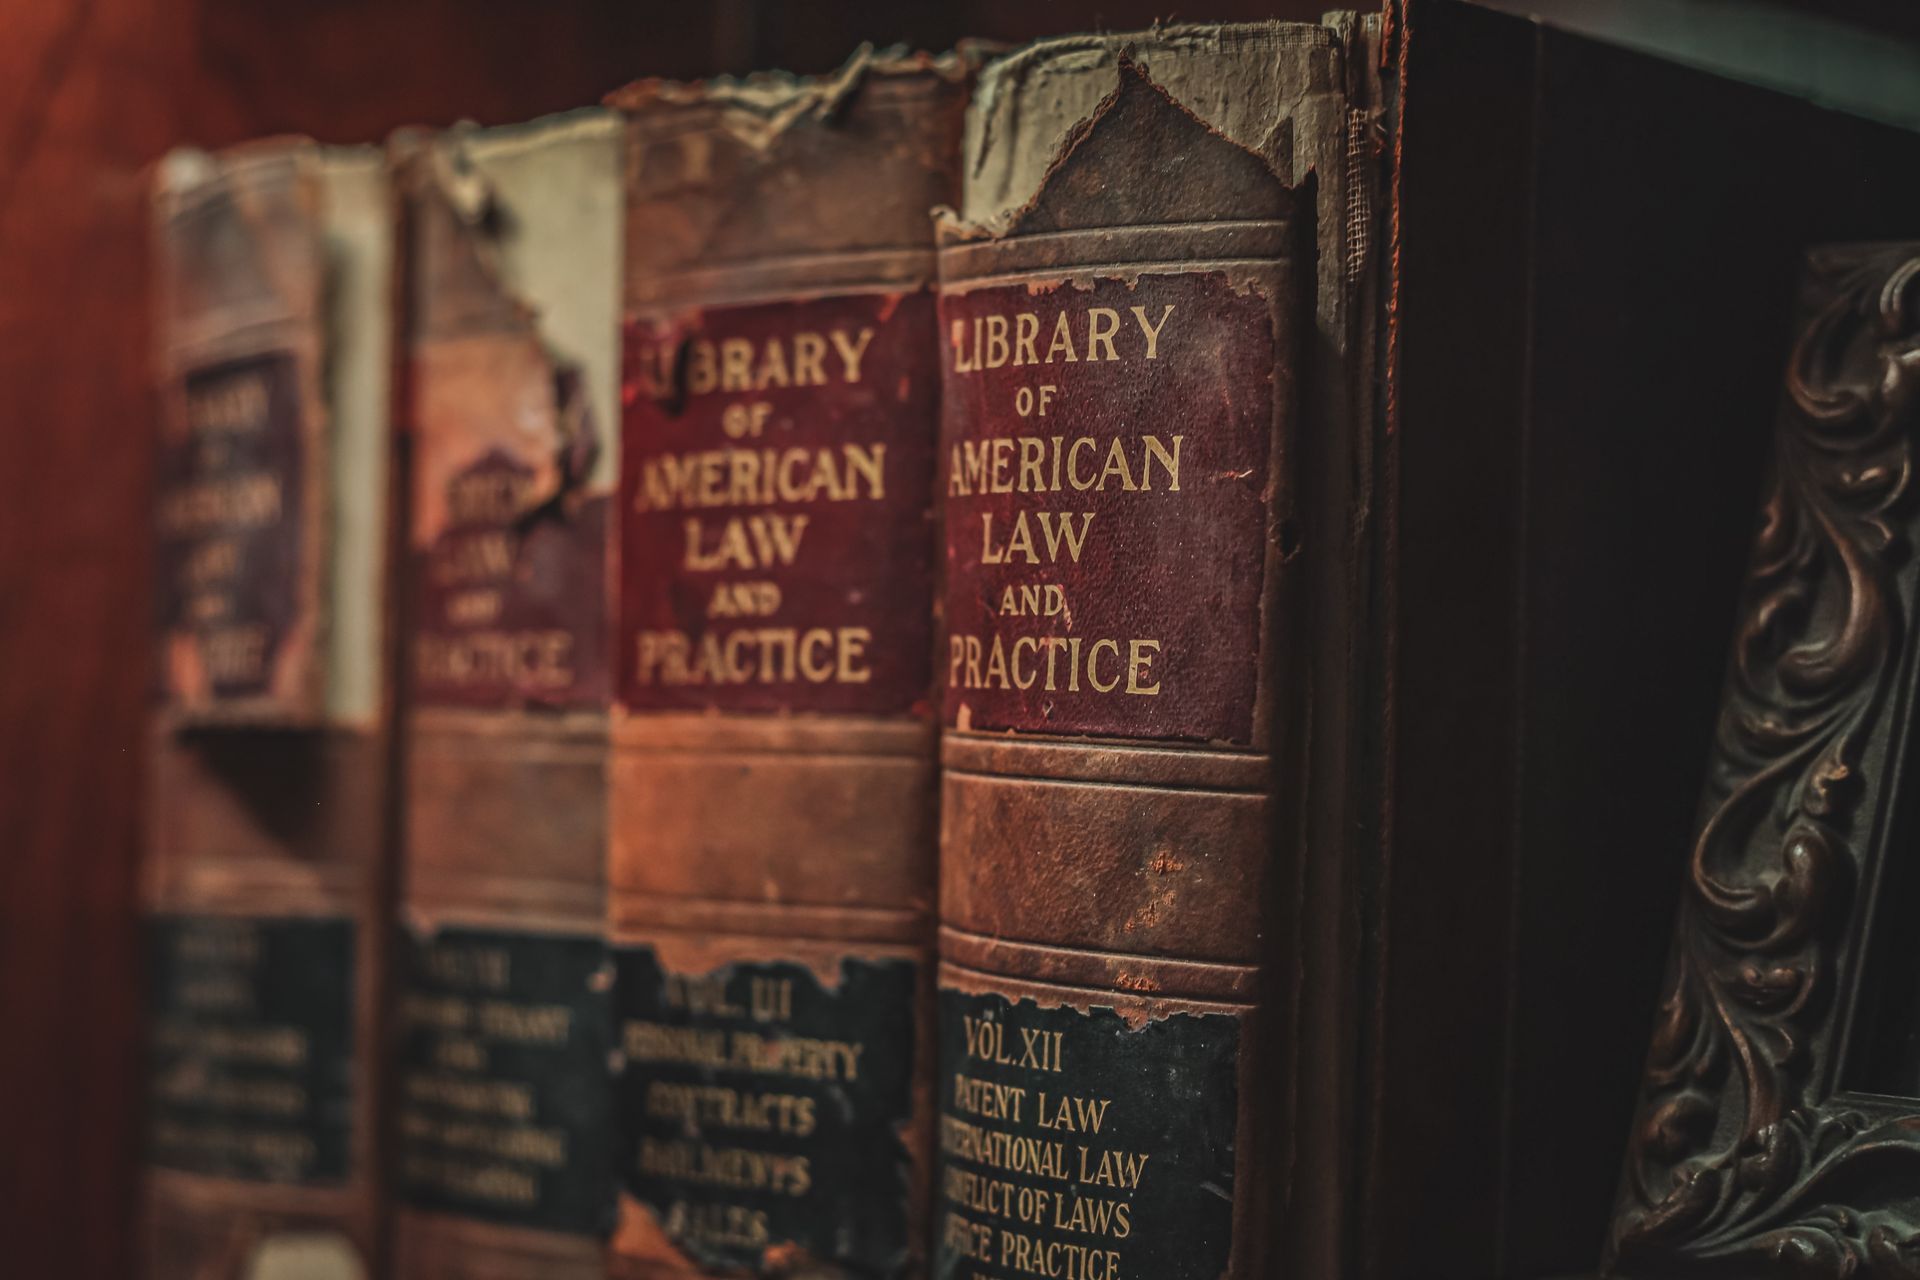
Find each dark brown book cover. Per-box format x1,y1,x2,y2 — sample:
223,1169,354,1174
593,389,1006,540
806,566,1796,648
604,47,974,1278
933,23,1383,1280
144,142,398,1280
389,113,623,1280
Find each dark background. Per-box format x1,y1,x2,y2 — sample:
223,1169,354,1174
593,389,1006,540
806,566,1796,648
8,2,1920,1277
1386,8,1920,1276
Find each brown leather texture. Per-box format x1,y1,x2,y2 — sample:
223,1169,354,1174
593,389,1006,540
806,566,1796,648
930,32,1372,1280
153,145,330,725
607,51,972,1280
403,712,607,928
393,121,620,1279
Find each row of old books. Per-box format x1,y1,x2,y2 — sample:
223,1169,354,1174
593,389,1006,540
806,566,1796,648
146,28,1321,1273
144,11,1854,1279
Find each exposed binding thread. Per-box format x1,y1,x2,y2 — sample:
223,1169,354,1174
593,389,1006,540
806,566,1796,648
1344,106,1372,282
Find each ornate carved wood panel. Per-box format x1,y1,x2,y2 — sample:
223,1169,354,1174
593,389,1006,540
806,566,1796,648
1610,243,1920,1278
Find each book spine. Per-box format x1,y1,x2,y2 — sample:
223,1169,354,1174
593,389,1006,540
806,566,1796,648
605,55,970,1279
143,144,396,1279
932,49,1308,1280
390,117,622,1279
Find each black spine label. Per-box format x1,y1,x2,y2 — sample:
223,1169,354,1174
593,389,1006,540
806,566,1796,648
395,925,616,1236
614,946,918,1273
146,913,355,1184
932,986,1240,1280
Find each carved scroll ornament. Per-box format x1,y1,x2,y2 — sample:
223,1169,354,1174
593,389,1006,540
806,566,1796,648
1611,244,1920,1278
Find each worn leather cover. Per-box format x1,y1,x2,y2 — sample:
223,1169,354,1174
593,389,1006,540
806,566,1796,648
934,23,1383,1280
391,114,623,1280
604,49,973,1279
144,143,397,1280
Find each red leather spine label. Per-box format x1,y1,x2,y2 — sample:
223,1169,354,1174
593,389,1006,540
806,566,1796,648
939,273,1275,744
619,290,939,716
410,336,610,710
156,352,308,704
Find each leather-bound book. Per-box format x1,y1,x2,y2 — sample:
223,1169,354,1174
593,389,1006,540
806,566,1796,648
933,24,1383,1280
389,113,623,1279
604,48,973,1278
145,142,398,1279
